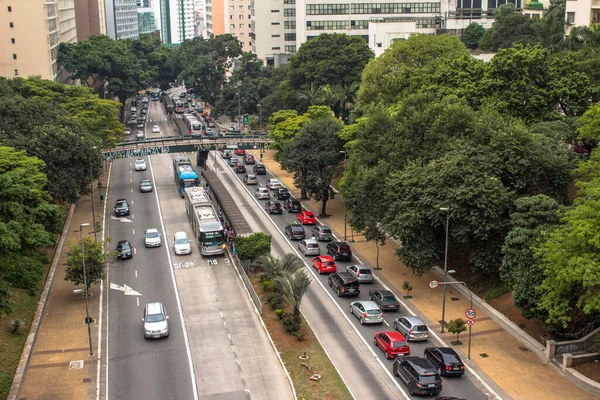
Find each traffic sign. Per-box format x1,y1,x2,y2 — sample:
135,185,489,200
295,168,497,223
428,280,439,289
243,114,249,125
466,319,475,326
465,308,476,319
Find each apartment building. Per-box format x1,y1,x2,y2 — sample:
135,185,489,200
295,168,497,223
207,0,252,51
138,0,158,34
566,0,600,27
74,0,107,41
0,0,78,82
251,0,526,61
105,0,139,39
160,0,195,44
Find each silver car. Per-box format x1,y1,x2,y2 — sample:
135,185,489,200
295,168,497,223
349,300,384,325
394,316,429,341
144,228,162,247
346,265,373,283
311,225,333,241
255,187,270,200
142,302,169,339
298,238,320,256
173,231,191,255
266,179,282,190
139,179,153,193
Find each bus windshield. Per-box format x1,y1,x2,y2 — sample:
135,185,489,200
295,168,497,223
183,179,196,188
199,230,225,246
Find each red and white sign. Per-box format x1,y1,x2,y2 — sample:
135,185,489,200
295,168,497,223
428,280,439,289
465,308,476,319
466,319,475,326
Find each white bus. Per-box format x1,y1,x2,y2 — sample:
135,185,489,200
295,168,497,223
183,186,226,256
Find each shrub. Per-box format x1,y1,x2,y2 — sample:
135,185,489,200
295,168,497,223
484,284,509,302
282,313,296,334
262,280,273,291
265,292,283,310
10,318,24,334
274,309,284,318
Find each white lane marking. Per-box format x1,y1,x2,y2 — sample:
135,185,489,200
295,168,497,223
132,229,135,235
136,297,139,307
130,179,132,183
132,214,134,219
383,320,390,327
131,188,133,193
130,170,132,174
135,270,138,278
223,157,406,399
148,156,199,400
133,248,136,255
261,160,503,400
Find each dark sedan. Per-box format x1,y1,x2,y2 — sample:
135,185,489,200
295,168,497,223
265,201,283,214
116,240,133,260
368,289,400,311
284,198,301,213
276,188,290,200
424,347,465,377
235,163,246,173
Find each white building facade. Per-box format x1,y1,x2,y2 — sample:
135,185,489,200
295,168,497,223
105,0,140,39
565,0,600,27
160,0,195,44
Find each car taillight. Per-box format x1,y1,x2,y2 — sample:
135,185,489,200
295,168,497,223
357,273,360,277
409,330,413,335
460,365,465,370
381,312,384,317
446,365,452,371
416,383,422,388
357,285,361,291
363,313,369,318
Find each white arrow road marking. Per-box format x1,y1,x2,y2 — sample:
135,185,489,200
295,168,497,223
110,283,124,292
110,282,142,296
110,217,134,223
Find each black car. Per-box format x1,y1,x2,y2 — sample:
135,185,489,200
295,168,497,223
235,163,246,173
276,188,290,200
116,240,133,260
284,199,301,213
393,357,442,396
368,289,400,311
114,199,130,216
253,164,267,175
265,201,283,214
244,154,255,164
326,241,353,261
328,272,360,297
424,347,465,377
285,224,305,240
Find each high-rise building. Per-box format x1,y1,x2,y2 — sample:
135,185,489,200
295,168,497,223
74,0,107,41
207,0,252,51
160,0,195,44
0,0,78,82
138,0,158,34
565,0,600,28
105,0,139,39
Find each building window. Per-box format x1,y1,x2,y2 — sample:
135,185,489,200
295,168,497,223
231,23,235,28
11,38,15,44
8,6,12,11
248,24,251,28
284,8,295,16
248,14,251,18
566,12,575,24
272,47,281,50
240,32,244,37
285,45,296,53
239,5,243,10
240,23,244,28
12,54,16,59
272,34,281,37
14,69,18,76
272,21,281,25
230,15,234,19
9,22,14,28
284,20,296,29
239,14,243,19
285,33,296,40
230,5,234,10
271,9,280,12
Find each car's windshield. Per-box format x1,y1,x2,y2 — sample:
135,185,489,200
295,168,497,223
413,325,428,332
175,238,189,245
419,375,439,384
120,243,130,251
117,202,127,207
392,341,408,349
321,228,331,233
383,295,397,301
323,262,334,267
367,310,382,315
199,230,225,245
146,231,159,238
141,182,151,186
146,313,165,323
359,269,371,274
442,354,461,363
308,244,318,248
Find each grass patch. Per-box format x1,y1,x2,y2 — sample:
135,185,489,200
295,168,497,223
0,287,41,399
250,274,352,400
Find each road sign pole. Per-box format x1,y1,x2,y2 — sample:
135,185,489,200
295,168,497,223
468,323,472,360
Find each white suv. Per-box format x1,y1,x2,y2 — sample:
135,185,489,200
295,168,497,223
142,302,169,339
173,232,191,255
144,228,162,247
134,159,147,171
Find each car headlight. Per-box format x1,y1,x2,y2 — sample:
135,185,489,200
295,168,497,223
222,244,227,249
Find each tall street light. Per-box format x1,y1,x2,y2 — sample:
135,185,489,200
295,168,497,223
340,151,348,240
440,207,450,333
235,92,241,130
257,104,262,131
90,147,98,242
79,223,94,356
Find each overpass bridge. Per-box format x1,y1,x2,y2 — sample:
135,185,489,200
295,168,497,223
101,135,273,160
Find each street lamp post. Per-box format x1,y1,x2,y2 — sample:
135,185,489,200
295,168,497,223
79,223,94,357
340,151,348,240
440,207,450,333
89,148,98,242
235,92,241,130
438,277,474,360
257,104,262,131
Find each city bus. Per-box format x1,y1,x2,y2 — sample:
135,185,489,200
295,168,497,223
185,117,204,135
183,186,226,256
175,101,185,113
173,156,199,197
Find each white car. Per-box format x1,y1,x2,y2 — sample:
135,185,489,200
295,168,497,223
125,128,131,135
136,131,144,139
266,179,282,190
173,232,191,255
152,125,160,133
134,159,147,171
255,187,270,200
143,228,162,247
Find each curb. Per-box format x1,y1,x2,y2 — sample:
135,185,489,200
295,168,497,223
7,204,76,400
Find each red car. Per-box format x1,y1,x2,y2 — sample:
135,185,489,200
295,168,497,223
234,148,246,156
312,255,336,274
297,211,316,225
374,331,410,359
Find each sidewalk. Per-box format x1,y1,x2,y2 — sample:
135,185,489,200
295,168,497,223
11,184,104,399
255,149,597,400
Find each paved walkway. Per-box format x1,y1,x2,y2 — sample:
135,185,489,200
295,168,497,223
12,178,106,399
255,149,597,400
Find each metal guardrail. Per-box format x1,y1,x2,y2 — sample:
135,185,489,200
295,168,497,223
232,252,263,315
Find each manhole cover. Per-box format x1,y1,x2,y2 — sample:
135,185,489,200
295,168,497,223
69,360,84,370
519,347,529,352
479,353,489,358
451,297,460,301
83,378,91,383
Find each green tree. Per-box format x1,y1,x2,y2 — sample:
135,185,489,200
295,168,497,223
234,233,272,266
0,281,12,316
65,237,108,291
357,34,468,107
281,118,343,216
576,102,600,154
287,33,373,91
445,318,467,343
500,195,562,319
274,269,311,333
488,4,537,51
462,23,486,49
254,253,304,280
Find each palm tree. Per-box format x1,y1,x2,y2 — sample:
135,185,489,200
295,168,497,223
319,85,344,117
254,253,304,279
566,23,600,51
532,14,565,52
274,270,311,332
296,83,322,107
338,82,360,120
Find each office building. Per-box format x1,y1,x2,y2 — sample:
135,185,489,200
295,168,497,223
207,0,252,51
138,0,158,34
0,0,78,82
105,0,139,39
74,0,107,41
160,0,195,44
566,0,600,27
